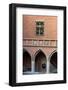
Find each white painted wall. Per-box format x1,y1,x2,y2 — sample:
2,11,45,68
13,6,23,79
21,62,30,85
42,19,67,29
0,0,68,89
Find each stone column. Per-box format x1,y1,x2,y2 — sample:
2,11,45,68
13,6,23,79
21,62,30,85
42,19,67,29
31,56,35,73
46,56,50,73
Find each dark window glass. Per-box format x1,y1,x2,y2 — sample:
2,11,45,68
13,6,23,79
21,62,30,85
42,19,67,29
36,21,44,35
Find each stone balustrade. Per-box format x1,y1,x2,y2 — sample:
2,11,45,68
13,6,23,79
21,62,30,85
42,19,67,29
23,39,57,47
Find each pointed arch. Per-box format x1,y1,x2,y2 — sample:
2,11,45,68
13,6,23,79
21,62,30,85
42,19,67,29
23,48,31,56
35,49,47,73
49,50,57,73
23,48,31,73
34,49,46,57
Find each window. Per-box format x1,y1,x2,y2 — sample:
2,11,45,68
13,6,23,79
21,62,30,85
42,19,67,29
36,21,44,35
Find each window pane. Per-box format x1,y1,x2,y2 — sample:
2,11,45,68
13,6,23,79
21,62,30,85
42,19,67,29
36,21,44,35
36,31,39,35
36,22,39,25
40,27,44,30
36,21,44,25
40,29,44,34
40,22,44,25
36,27,39,30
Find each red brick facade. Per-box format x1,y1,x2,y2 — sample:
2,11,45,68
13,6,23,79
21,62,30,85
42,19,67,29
23,15,57,74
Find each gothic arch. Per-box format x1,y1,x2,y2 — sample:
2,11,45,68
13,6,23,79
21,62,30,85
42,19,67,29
49,50,57,73
34,49,46,57
35,49,47,73
23,49,31,73
23,48,31,56
49,50,57,60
